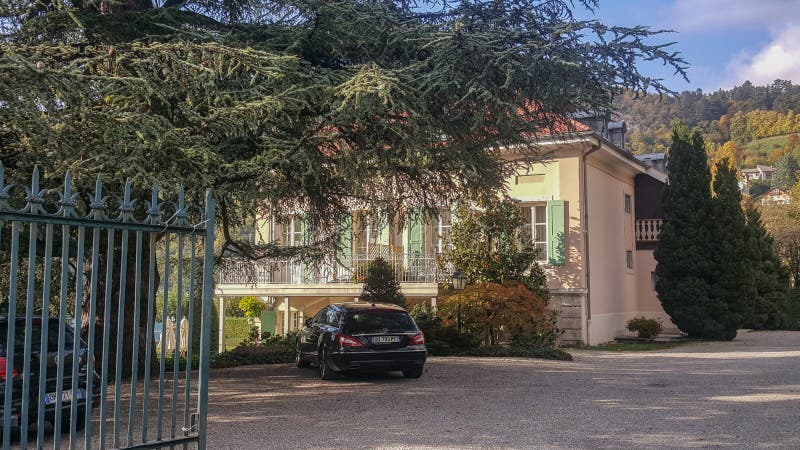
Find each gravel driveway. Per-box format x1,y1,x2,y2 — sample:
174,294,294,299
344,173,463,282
206,330,800,449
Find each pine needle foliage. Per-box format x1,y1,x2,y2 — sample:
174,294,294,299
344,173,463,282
1,0,688,258
1,0,687,372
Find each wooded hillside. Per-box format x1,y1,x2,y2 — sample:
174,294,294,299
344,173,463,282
615,80,800,159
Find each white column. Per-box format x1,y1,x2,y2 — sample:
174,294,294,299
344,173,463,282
218,297,225,353
354,297,359,303
431,297,437,311
283,297,290,334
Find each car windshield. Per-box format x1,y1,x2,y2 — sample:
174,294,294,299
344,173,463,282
343,311,417,334
0,319,75,356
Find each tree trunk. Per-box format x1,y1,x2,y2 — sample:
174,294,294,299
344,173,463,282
82,232,159,379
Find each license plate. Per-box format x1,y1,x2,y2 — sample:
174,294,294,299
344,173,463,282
44,389,85,406
371,336,400,344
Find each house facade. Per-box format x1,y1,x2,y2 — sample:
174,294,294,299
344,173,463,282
740,165,776,193
215,123,670,347
760,187,791,205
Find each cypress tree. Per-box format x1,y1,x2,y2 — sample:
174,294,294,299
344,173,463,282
708,160,751,339
655,125,718,339
743,206,790,329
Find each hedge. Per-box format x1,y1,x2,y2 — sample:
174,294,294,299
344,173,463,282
224,317,252,349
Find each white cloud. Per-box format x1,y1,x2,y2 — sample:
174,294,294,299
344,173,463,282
666,0,800,32
726,25,800,85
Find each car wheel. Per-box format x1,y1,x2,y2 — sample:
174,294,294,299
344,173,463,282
402,366,424,379
296,349,310,369
319,346,337,380
62,408,87,432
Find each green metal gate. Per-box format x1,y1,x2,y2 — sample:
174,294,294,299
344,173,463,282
0,166,215,449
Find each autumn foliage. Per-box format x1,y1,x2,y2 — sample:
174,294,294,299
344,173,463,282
438,281,554,346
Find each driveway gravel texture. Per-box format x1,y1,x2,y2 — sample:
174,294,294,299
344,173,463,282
205,330,800,449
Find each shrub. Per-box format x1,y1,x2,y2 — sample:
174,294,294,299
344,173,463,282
409,302,480,355
224,317,251,348
211,344,295,368
409,301,569,360
238,296,265,318
784,289,800,330
464,344,572,361
626,317,664,339
360,258,405,306
209,331,299,369
437,281,555,346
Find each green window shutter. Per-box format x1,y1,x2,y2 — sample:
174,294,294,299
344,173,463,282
547,200,566,266
407,209,424,256
299,215,308,244
260,310,277,337
339,214,353,261
300,215,313,282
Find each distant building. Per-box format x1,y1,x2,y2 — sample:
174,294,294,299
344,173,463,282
741,165,775,183
739,165,776,194
760,187,791,205
635,152,668,176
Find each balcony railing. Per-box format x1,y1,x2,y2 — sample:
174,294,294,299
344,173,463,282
635,219,662,242
217,253,451,285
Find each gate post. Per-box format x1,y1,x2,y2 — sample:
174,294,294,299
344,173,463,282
197,189,216,450
218,297,225,353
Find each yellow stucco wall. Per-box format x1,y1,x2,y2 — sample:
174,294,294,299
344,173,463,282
507,146,586,292
635,249,674,328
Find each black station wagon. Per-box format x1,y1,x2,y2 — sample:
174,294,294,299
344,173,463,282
0,317,100,432
295,303,427,379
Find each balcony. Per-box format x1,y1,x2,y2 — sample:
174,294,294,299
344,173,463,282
635,219,662,248
217,253,451,286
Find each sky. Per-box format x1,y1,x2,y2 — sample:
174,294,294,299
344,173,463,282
584,0,800,92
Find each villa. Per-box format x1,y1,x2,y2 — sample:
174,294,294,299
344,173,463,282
215,115,670,346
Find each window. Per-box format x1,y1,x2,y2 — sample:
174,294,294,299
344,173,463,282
354,214,389,256
521,205,548,260
624,194,632,214
343,311,418,334
313,308,328,325
326,308,341,327
0,319,76,355
626,251,634,270
437,210,452,253
277,215,302,246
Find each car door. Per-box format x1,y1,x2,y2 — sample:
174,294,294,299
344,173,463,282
301,308,328,358
319,308,343,349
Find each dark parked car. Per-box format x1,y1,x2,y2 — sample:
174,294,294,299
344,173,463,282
296,303,427,379
0,317,101,432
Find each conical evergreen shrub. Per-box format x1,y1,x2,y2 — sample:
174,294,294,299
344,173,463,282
744,206,790,329
360,258,406,306
708,160,751,339
655,125,722,339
